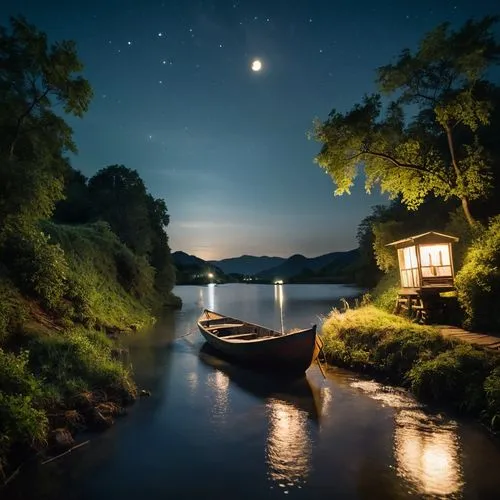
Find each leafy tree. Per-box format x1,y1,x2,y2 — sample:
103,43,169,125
312,17,500,226
88,165,153,256
88,165,176,299
53,169,92,224
0,16,93,230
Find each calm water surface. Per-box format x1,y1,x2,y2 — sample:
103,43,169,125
6,284,500,499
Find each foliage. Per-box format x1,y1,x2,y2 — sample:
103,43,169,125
55,165,177,302
455,216,500,331
312,17,500,226
372,270,400,312
0,277,28,343
0,228,68,310
321,305,446,374
0,348,48,471
0,16,92,231
321,305,500,424
42,221,157,329
444,208,485,270
27,328,136,403
484,367,500,429
372,220,405,272
408,344,491,413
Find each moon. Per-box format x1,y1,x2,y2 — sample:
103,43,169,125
251,59,263,72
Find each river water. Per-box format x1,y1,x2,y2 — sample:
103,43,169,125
6,284,500,499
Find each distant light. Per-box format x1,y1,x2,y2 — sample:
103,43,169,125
274,280,283,285
251,59,263,72
208,273,214,279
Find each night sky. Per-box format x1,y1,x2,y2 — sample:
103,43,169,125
1,1,498,260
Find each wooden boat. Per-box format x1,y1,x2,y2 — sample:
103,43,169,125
197,309,322,376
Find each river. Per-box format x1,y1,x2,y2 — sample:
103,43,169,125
6,283,500,499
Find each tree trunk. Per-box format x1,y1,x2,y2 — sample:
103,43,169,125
445,126,476,227
461,197,475,227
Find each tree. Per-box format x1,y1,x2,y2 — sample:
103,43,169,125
312,17,500,227
88,166,153,256
88,165,176,298
0,16,93,230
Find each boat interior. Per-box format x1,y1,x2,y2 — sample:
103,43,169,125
199,312,281,341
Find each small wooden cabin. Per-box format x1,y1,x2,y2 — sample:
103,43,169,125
387,231,459,294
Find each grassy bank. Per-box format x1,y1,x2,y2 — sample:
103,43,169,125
321,305,500,429
0,222,180,482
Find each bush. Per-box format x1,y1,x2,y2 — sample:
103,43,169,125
0,228,68,310
455,216,500,331
484,367,500,429
372,270,400,312
408,343,491,413
0,277,29,343
27,328,136,403
0,348,48,470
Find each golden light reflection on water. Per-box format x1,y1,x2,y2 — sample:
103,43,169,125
274,283,285,333
207,369,230,422
394,409,463,497
206,283,216,311
350,380,463,497
266,399,312,490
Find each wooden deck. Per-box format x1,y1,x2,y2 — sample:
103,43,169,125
438,325,500,350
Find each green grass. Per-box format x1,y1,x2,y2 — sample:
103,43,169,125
43,221,157,331
321,305,500,429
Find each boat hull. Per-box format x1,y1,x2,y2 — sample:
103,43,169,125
197,310,320,376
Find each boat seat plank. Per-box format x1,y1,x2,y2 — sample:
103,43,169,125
205,323,245,331
222,333,256,340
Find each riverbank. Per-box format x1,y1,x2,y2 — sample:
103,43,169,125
0,222,181,484
321,305,500,429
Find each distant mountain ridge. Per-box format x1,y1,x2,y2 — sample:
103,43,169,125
173,249,360,284
209,254,286,275
256,250,359,280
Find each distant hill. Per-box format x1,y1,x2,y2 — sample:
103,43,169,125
172,251,227,284
258,250,359,282
290,249,361,283
172,251,207,268
209,255,286,275
175,249,361,284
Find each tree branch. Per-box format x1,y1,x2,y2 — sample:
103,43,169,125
346,149,450,186
9,87,50,158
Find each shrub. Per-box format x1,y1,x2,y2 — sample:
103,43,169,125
27,328,137,402
455,216,500,331
0,348,48,470
484,367,500,429
0,228,68,310
0,277,29,343
372,270,400,313
408,344,491,413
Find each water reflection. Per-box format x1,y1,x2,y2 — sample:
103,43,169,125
206,368,230,423
274,283,285,333
350,379,464,497
266,398,312,489
207,282,216,311
198,344,320,490
394,410,462,496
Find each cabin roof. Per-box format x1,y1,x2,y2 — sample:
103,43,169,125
386,231,459,248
